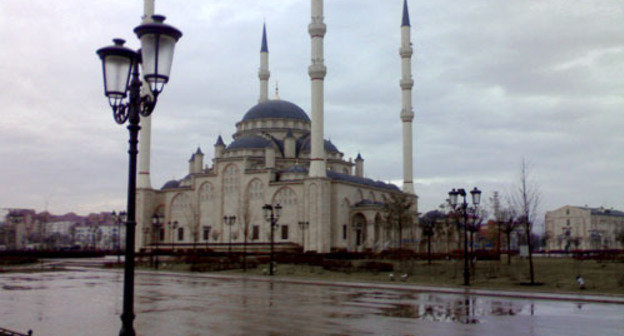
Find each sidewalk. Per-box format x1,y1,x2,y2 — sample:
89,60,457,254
131,269,624,305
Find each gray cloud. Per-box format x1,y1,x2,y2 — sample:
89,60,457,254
0,0,622,226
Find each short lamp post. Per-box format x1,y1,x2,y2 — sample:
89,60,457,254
97,14,181,336
223,216,236,254
151,214,163,269
168,221,179,252
263,204,282,276
448,187,481,286
298,221,309,251
113,210,127,264
89,226,100,251
142,227,150,247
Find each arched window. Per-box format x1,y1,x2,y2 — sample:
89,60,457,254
247,179,264,200
223,165,240,195
199,182,214,202
273,187,297,206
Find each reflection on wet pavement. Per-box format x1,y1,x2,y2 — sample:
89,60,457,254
1,269,623,336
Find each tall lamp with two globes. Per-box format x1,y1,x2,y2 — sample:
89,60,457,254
96,14,182,336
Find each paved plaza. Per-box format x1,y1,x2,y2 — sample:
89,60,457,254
1,266,623,336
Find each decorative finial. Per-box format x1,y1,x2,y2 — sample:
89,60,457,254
274,81,280,100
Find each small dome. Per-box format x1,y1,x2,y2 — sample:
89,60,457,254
227,135,272,150
242,100,310,122
299,138,341,154
161,180,180,190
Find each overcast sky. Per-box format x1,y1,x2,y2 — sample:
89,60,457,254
0,1,622,226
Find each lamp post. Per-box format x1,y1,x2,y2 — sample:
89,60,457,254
151,214,162,269
448,187,481,286
140,226,150,266
263,204,282,276
89,226,102,251
113,211,127,264
168,221,179,252
97,15,181,336
142,227,150,248
298,221,309,251
223,216,236,254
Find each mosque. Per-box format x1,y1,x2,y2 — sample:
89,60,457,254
134,0,418,253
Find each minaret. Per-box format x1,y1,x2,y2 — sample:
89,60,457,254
258,23,270,103
400,0,415,194
308,0,327,178
355,153,364,177
137,0,155,189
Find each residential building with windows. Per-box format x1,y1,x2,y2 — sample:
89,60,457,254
545,205,624,250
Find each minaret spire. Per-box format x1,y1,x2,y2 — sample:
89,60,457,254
400,0,415,194
137,0,155,189
308,0,327,177
258,23,270,103
402,0,411,27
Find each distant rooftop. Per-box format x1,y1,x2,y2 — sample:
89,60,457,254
575,206,624,218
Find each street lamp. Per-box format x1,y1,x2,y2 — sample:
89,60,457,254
223,216,236,254
97,14,182,336
263,204,282,275
113,211,127,264
448,187,481,286
151,214,162,269
168,221,179,252
298,221,309,251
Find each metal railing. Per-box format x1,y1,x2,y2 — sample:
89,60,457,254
0,327,32,336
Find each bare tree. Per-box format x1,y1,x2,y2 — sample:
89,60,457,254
382,192,416,249
489,191,503,256
501,208,519,265
509,159,541,285
467,208,487,259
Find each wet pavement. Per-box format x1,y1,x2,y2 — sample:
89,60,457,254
1,268,623,336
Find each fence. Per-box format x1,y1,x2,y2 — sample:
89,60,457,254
0,327,32,336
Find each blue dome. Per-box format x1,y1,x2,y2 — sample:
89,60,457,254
299,138,340,154
161,180,180,190
227,135,272,150
242,100,310,122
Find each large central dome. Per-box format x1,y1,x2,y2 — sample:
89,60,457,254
242,100,310,122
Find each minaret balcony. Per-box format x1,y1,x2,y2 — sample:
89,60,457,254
308,63,327,79
258,69,270,80
399,47,413,58
308,22,326,37
400,79,414,90
401,108,414,120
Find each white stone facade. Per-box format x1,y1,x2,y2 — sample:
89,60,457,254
134,1,419,253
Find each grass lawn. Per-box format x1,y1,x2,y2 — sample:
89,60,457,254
209,257,624,295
